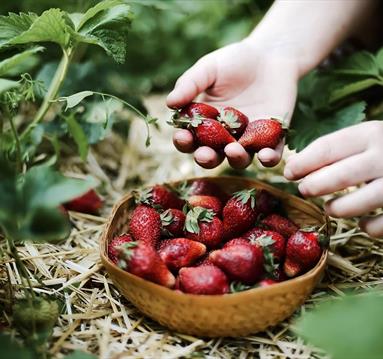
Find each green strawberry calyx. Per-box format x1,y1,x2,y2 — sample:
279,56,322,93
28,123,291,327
232,188,257,209
252,234,279,274
218,109,241,130
184,206,214,234
160,209,174,227
230,281,253,293
117,241,139,269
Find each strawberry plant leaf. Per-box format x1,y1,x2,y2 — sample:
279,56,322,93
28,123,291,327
75,2,133,63
0,46,44,77
64,350,97,359
0,9,74,49
294,293,383,359
64,113,89,161
0,12,37,47
288,101,366,151
329,78,380,103
0,333,33,359
332,51,380,77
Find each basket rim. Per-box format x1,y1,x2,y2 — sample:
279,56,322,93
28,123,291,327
100,175,329,301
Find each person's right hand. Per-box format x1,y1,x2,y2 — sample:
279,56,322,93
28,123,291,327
166,39,299,169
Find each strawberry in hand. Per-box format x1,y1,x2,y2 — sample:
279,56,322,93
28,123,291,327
218,106,249,139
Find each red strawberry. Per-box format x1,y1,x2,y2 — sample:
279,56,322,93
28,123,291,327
158,238,206,271
261,214,299,239
256,189,282,216
258,278,277,287
209,242,264,285
218,106,249,139
222,189,259,239
242,226,266,241
193,118,235,151
118,241,175,288
251,231,286,263
223,237,250,248
185,207,224,248
63,189,103,214
178,265,229,295
188,195,222,215
135,185,184,210
129,205,161,247
284,230,324,277
193,255,213,267
179,179,229,203
239,119,284,153
160,209,185,237
180,102,219,119
269,267,288,282
108,234,133,264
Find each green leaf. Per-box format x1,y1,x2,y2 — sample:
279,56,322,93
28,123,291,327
375,48,383,71
76,3,134,63
22,165,96,210
0,46,44,77
65,113,89,161
58,90,94,110
0,12,37,47
294,293,383,359
0,333,33,359
333,51,379,77
288,101,366,151
1,9,73,49
0,78,19,94
329,78,380,103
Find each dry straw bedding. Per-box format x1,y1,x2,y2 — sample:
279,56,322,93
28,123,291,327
1,96,382,358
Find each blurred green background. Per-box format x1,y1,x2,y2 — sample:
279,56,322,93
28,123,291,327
0,0,271,97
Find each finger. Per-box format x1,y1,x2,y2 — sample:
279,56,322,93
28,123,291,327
298,152,375,197
324,178,383,218
359,214,383,238
166,54,216,108
257,139,285,167
224,142,253,169
284,123,369,180
194,146,223,169
173,130,195,153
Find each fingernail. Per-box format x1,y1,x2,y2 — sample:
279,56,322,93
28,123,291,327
298,182,307,196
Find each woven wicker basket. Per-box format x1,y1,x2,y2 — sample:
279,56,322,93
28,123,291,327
100,176,329,337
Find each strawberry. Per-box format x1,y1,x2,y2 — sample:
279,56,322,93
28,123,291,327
222,189,259,239
179,102,220,119
118,241,175,288
242,226,266,241
258,278,278,287
178,179,229,203
129,205,161,247
238,118,284,153
193,255,213,267
188,195,222,215
209,242,264,284
256,189,282,216
269,267,288,282
178,265,229,295
108,234,133,264
223,237,250,248
251,231,286,263
193,118,235,151
218,106,249,139
158,238,206,271
160,209,185,237
261,214,299,239
184,207,224,248
63,189,103,214
284,230,324,277
135,185,184,210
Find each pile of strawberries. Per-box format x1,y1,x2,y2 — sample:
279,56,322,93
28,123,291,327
108,179,327,295
168,102,285,153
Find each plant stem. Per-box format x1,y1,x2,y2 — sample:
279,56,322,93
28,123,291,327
8,115,22,172
20,48,72,140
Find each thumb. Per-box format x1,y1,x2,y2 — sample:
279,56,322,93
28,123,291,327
166,53,216,109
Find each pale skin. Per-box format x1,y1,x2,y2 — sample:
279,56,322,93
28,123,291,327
167,0,383,237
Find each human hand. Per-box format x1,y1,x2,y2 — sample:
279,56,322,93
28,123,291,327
284,121,383,237
166,39,298,169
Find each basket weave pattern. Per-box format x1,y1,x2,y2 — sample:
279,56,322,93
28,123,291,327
100,177,328,337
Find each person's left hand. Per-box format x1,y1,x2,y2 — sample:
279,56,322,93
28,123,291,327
284,120,383,238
